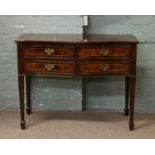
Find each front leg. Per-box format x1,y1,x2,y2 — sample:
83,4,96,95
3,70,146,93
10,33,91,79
26,76,32,114
129,77,136,131
125,76,129,116
18,75,26,129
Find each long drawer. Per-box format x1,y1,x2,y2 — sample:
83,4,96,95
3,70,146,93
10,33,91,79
24,61,74,75
24,46,74,59
79,47,130,59
80,61,130,75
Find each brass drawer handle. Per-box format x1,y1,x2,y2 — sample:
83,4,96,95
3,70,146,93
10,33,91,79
99,64,109,71
44,48,54,55
45,64,55,71
99,49,109,56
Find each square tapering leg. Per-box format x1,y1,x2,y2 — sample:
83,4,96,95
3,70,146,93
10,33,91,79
18,75,26,129
129,77,136,131
125,76,130,116
26,76,32,115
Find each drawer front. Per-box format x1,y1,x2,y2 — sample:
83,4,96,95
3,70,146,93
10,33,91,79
79,47,129,59
25,61,74,74
24,47,74,59
80,62,129,75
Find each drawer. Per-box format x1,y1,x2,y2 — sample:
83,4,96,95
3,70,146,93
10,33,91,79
80,61,129,75
24,47,74,59
24,61,74,74
79,47,129,59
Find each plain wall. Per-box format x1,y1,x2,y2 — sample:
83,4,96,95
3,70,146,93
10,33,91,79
85,15,155,112
0,15,83,110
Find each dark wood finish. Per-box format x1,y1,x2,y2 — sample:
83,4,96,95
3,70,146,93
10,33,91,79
125,76,129,116
129,77,136,131
24,61,74,74
24,47,74,59
16,34,139,44
16,34,138,130
82,78,86,111
17,44,26,129
26,76,31,114
79,47,129,59
79,61,129,75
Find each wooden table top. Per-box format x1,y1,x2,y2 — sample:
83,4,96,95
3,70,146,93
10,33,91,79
16,34,139,44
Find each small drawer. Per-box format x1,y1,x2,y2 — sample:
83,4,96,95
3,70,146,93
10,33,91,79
79,47,129,59
25,61,74,74
80,62,129,75
24,47,74,59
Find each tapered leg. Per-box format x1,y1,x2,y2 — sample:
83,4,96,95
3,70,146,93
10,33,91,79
125,77,129,116
26,76,31,114
18,75,26,129
82,78,86,111
129,77,136,131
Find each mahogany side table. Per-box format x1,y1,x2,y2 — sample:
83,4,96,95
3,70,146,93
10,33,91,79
15,34,139,130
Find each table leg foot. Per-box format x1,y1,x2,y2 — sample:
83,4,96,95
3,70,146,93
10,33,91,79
124,108,129,116
26,108,32,115
129,122,134,131
20,121,26,129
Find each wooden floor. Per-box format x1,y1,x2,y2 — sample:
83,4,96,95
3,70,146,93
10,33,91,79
0,111,155,138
